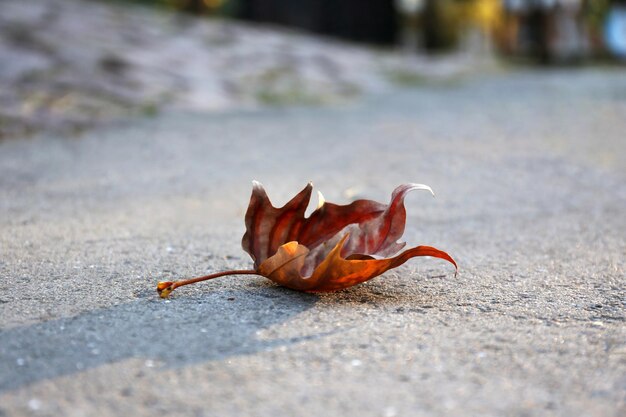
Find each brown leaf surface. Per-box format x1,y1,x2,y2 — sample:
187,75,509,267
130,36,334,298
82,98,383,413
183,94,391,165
245,182,457,292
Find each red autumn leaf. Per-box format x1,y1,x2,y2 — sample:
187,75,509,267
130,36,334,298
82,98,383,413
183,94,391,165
157,183,456,297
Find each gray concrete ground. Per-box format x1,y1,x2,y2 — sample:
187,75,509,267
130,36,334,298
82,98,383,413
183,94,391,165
0,68,625,417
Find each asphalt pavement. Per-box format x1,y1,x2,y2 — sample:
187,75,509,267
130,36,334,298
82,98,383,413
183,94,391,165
0,68,625,417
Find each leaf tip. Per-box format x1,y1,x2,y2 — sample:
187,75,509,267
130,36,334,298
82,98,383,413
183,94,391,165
316,190,326,209
416,183,435,198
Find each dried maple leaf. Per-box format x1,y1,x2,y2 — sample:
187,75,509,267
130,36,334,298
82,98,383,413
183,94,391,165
157,182,456,297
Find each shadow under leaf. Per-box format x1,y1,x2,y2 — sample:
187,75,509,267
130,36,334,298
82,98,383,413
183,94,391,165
0,286,320,392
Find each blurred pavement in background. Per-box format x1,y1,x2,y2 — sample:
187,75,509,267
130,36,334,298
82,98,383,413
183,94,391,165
0,0,484,139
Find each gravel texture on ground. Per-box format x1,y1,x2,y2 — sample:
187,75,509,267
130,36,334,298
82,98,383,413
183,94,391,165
0,68,625,416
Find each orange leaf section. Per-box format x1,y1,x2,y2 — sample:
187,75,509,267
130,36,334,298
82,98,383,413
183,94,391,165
258,235,457,292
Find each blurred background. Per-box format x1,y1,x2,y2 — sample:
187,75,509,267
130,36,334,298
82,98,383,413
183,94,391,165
132,0,626,60
1,0,625,138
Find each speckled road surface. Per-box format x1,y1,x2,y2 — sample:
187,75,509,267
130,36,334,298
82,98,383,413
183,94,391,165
1,69,624,417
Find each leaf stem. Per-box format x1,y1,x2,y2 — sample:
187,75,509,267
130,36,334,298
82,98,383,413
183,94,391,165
157,269,258,298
